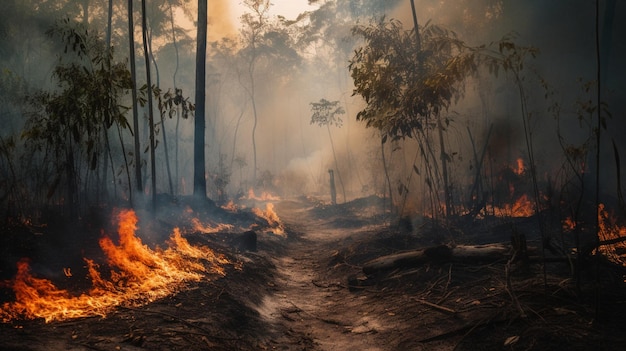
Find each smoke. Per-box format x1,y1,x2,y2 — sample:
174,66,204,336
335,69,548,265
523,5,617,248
208,0,237,40
1,0,624,217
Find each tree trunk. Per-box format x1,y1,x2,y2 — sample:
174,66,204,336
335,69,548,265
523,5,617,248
141,0,157,209
437,116,451,217
193,0,207,198
327,124,346,203
362,244,512,275
328,169,337,205
168,0,181,194
249,63,258,184
381,136,394,214
128,0,142,201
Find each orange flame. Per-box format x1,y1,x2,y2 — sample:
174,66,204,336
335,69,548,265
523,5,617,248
1,209,227,323
220,200,239,212
513,158,525,175
562,216,577,232
247,188,281,201
252,203,286,235
596,204,626,267
191,217,235,234
486,194,535,218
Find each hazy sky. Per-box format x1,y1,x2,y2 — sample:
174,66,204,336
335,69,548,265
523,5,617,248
230,0,318,22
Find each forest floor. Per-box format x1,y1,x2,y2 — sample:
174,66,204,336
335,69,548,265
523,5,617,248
2,195,626,350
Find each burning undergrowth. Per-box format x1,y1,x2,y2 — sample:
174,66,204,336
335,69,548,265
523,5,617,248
0,209,229,323
0,195,287,325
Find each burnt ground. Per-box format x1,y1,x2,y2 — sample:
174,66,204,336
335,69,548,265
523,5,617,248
2,195,626,350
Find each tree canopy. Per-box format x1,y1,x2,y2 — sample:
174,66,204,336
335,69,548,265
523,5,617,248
349,18,483,141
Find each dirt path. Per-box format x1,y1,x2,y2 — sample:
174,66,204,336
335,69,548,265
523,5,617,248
257,200,394,350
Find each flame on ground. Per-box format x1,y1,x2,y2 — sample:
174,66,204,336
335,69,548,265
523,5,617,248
221,200,239,212
247,188,281,202
1,209,228,323
252,203,286,235
486,194,536,218
191,217,235,234
596,204,626,267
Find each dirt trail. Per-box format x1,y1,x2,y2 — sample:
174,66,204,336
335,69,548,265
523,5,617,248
258,200,392,350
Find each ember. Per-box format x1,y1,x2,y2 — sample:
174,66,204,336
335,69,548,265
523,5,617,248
1,209,228,323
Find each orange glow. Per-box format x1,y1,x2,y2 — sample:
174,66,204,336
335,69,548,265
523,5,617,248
191,217,234,233
562,216,576,232
596,204,626,267
1,209,227,323
513,158,525,175
247,188,281,201
252,203,286,235
220,200,239,212
486,194,535,218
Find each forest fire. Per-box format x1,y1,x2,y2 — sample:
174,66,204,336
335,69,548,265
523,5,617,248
488,193,536,218
247,188,281,202
513,157,525,176
191,217,235,233
252,203,286,235
0,209,228,323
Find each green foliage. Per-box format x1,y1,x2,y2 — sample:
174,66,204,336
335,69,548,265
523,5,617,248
310,98,345,128
21,19,132,202
349,18,480,141
141,85,195,121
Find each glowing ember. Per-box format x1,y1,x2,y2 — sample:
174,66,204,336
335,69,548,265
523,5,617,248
247,188,281,201
252,203,286,235
562,216,577,232
1,209,227,323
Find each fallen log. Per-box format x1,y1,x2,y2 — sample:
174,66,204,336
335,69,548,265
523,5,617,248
362,244,511,275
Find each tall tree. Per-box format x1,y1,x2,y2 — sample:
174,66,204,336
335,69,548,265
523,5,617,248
23,20,132,218
310,99,347,203
349,18,484,217
239,0,271,184
141,0,157,208
193,0,207,198
128,0,142,197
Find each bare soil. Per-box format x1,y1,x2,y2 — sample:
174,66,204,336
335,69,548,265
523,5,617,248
2,196,626,350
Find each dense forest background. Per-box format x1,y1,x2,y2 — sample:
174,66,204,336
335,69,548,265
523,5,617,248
0,0,624,225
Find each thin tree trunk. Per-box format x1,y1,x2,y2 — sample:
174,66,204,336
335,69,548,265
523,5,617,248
82,0,89,26
168,0,181,194
147,27,174,196
249,64,258,184
327,124,346,203
128,0,142,200
381,136,393,214
101,0,114,203
437,116,451,217
194,0,207,198
141,0,157,209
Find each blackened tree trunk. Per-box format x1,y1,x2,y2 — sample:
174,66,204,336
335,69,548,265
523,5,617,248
194,0,207,198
